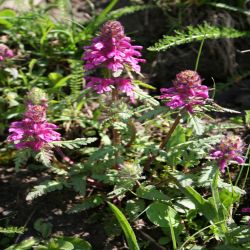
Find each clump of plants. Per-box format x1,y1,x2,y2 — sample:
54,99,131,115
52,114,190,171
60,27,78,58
0,1,249,250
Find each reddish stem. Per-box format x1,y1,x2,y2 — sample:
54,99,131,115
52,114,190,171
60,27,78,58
144,111,183,171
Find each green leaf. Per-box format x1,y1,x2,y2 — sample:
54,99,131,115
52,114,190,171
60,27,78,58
182,186,218,223
49,138,97,149
148,23,249,51
245,110,250,125
52,75,72,89
125,199,145,220
60,237,92,250
6,237,37,250
188,115,205,135
35,148,53,167
0,226,25,234
133,80,156,90
26,180,64,201
14,148,33,171
106,5,155,21
146,202,180,228
208,2,250,16
85,0,118,34
71,175,86,195
136,185,169,201
34,218,53,238
68,195,104,213
198,165,218,186
107,202,140,250
0,9,16,28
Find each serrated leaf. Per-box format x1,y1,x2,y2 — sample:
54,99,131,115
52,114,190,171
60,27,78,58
35,148,53,167
26,180,64,201
148,23,249,51
14,148,33,171
71,175,86,195
50,138,97,149
188,115,205,135
68,195,104,213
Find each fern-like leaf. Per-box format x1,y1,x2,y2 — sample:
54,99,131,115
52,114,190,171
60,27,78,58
67,195,104,214
148,23,249,51
106,5,155,21
26,180,64,201
70,175,86,195
49,138,97,149
35,148,53,167
69,59,84,95
0,226,25,234
14,148,33,171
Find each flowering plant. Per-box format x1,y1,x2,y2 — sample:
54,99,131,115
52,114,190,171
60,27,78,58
1,4,249,250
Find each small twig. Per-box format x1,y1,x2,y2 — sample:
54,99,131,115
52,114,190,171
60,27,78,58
15,208,36,243
55,147,74,165
139,230,165,250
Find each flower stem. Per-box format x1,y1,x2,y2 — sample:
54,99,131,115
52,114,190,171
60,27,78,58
112,88,121,168
195,38,205,71
144,111,182,171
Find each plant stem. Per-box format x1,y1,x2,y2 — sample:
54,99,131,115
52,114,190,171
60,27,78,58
235,143,250,187
112,88,121,168
195,38,205,71
144,111,182,171
125,119,136,148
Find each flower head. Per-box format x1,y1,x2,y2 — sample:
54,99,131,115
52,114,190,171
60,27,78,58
0,44,14,61
160,70,209,113
83,20,145,74
86,77,135,101
8,89,61,151
210,134,244,173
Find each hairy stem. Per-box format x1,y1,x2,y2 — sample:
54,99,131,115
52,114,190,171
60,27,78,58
144,111,182,171
112,88,121,168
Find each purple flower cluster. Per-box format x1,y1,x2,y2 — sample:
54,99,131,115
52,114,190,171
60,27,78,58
83,20,145,100
210,134,244,173
86,77,135,102
83,20,145,73
8,91,61,151
0,44,14,61
160,70,209,113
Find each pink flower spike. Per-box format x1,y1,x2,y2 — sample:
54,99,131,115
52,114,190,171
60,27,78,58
210,134,244,173
160,70,209,113
83,20,145,74
8,102,61,151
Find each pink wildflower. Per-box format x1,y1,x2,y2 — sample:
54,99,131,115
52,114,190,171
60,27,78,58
86,77,113,94
160,70,209,113
0,44,14,61
115,78,135,103
86,77,135,101
210,134,244,173
83,20,145,73
8,103,61,151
